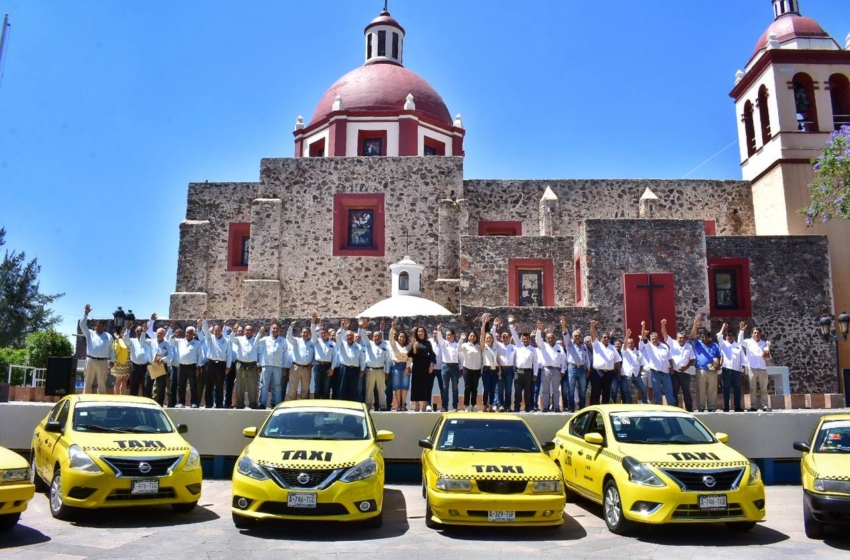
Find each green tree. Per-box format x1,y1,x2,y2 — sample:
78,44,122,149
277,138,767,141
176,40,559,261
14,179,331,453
799,126,850,225
25,329,74,369
0,227,64,347
0,347,28,385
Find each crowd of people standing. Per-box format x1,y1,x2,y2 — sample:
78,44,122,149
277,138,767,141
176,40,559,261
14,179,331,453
79,305,773,413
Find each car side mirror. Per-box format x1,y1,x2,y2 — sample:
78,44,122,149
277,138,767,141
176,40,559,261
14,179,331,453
542,441,556,452
584,433,604,445
376,430,394,442
45,421,62,433
793,441,811,453
418,438,434,449
243,427,257,438
715,432,729,443
176,423,188,434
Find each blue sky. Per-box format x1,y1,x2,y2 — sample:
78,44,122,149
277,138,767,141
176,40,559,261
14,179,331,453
1,0,849,340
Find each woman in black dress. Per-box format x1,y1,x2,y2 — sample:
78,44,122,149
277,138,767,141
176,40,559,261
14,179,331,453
409,326,436,412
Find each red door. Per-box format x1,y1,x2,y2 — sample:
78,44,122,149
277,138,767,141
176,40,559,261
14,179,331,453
623,273,676,341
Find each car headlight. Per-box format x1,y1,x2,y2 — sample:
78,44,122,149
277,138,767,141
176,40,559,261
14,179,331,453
532,480,563,493
813,478,850,494
1,468,31,483
68,444,102,474
622,456,665,487
436,478,472,491
183,446,201,472
748,461,761,486
236,455,269,481
340,458,377,483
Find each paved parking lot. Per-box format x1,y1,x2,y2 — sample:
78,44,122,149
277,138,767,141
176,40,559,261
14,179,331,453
2,483,849,559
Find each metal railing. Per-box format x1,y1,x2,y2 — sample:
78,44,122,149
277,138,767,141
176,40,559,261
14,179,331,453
5,364,46,387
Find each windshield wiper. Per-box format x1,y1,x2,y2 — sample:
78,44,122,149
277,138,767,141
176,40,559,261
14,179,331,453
485,446,534,453
75,424,127,433
440,446,486,452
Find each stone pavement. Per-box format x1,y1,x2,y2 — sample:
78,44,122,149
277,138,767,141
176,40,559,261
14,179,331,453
1,483,849,559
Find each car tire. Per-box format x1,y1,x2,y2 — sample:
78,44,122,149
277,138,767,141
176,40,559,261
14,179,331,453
602,480,632,535
49,470,73,520
424,495,438,529
232,512,254,529
0,512,21,531
725,521,756,532
803,500,824,539
364,509,383,529
172,502,197,514
30,453,47,493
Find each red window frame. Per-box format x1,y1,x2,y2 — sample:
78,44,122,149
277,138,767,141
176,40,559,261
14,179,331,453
707,258,752,317
309,138,325,157
704,220,717,236
508,258,554,307
423,136,446,156
358,130,388,156
478,221,522,236
227,222,250,272
333,193,386,257
574,254,583,306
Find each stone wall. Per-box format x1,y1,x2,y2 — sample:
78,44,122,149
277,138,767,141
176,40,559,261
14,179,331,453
463,179,755,238
706,235,836,393
580,219,709,336
459,236,575,307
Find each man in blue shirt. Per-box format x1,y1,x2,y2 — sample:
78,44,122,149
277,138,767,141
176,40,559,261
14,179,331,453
692,314,722,412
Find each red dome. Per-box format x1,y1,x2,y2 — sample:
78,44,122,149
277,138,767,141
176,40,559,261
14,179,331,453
310,63,452,126
752,14,832,57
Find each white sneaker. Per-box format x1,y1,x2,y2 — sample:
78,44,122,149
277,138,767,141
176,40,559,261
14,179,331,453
465,405,472,412
425,405,433,412
762,405,771,411
175,404,185,409
451,408,458,412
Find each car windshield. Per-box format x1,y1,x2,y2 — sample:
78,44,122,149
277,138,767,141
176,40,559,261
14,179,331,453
610,411,715,444
436,418,540,452
261,408,369,440
73,403,174,434
813,421,850,454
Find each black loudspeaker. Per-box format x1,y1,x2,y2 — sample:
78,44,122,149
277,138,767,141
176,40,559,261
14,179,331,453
45,356,76,397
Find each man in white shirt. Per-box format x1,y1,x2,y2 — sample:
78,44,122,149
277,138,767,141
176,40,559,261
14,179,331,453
589,320,621,405
257,320,289,409
435,327,461,412
491,318,517,413
311,313,336,400
738,321,772,411
336,318,365,402
359,318,392,411
231,323,260,409
508,316,538,412
717,323,745,412
639,321,676,406
79,304,115,394
428,329,445,411
661,319,696,412
166,324,202,408
620,329,648,404
201,311,232,409
124,322,150,397
142,322,171,406
535,320,564,412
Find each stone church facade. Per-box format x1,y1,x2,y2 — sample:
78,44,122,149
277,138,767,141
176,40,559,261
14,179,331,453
169,2,848,393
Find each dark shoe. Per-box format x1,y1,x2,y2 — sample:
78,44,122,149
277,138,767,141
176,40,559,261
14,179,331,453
440,408,448,412
748,407,757,412
734,408,745,412
723,408,730,412
697,408,705,412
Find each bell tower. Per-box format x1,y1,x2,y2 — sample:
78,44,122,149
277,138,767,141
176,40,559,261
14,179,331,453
729,0,850,370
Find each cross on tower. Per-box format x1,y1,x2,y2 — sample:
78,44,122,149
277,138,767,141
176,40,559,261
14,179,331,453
383,0,388,12
637,274,666,332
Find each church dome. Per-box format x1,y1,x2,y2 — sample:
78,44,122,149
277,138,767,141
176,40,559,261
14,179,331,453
309,63,453,127
751,14,831,58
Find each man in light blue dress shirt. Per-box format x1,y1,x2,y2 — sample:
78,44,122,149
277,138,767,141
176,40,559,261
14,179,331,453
258,321,290,408
80,304,115,394
201,311,232,409
311,312,336,399
287,320,316,400
359,318,392,410
335,318,365,402
231,324,260,409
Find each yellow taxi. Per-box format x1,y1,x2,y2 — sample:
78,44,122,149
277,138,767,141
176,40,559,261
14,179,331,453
31,395,203,520
551,404,765,534
419,413,565,528
793,413,850,539
231,400,394,529
0,446,35,531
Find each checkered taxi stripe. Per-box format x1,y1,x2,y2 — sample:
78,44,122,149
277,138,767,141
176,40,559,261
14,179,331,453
805,462,850,481
258,459,357,470
432,469,560,482
601,450,623,462
83,446,190,453
649,460,749,469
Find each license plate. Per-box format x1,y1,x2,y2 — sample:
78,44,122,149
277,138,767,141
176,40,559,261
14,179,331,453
287,493,317,508
699,494,727,510
488,510,515,522
131,479,159,494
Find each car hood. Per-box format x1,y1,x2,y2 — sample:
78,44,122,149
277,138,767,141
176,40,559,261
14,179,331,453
247,437,376,471
0,446,28,469
70,431,192,456
810,453,850,478
431,450,560,480
614,442,749,469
